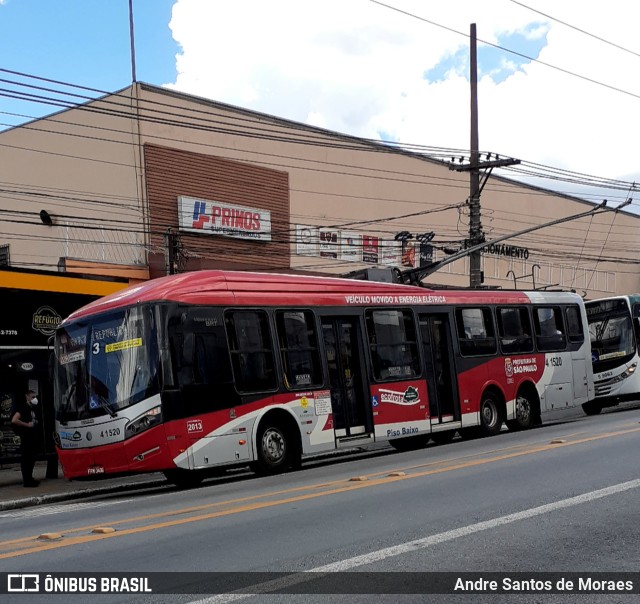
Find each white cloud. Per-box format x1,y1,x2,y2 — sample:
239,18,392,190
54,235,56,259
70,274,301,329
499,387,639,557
167,0,640,182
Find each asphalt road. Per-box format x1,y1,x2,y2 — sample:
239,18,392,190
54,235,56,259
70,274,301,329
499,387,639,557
1,403,640,603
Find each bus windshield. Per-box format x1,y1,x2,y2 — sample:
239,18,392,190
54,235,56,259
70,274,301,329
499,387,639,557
55,306,160,421
588,313,635,365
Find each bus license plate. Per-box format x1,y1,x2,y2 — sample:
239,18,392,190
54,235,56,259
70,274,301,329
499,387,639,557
87,466,105,475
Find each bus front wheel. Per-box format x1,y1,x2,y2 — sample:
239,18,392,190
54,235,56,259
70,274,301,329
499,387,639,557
253,421,299,475
582,401,603,416
479,392,504,436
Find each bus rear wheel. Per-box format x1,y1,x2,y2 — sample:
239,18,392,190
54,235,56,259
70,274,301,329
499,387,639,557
479,392,504,436
582,401,603,416
507,393,535,431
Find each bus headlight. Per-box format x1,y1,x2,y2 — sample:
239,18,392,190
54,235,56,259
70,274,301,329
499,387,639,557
609,363,637,384
125,406,162,439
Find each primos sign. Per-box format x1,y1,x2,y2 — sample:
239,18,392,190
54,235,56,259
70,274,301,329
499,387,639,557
178,196,272,241
482,243,530,260
32,306,62,336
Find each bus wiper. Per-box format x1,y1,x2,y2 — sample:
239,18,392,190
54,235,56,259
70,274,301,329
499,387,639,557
595,319,608,343
58,382,77,426
93,393,118,419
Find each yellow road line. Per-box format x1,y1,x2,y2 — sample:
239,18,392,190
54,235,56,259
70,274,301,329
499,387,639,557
2,424,639,559
0,435,551,547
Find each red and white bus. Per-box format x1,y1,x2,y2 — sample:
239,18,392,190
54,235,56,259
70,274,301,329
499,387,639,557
53,270,594,486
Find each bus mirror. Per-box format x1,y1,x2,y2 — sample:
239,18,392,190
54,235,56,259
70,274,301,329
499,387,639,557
633,320,640,350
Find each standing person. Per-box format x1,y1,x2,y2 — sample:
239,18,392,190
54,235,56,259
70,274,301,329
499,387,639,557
11,389,40,487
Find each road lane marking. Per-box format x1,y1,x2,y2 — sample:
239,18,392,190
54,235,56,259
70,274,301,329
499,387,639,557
0,499,134,519
190,477,640,603
1,424,640,558
0,437,557,546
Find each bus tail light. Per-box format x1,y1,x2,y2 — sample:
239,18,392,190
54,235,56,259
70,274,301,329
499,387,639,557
125,406,162,439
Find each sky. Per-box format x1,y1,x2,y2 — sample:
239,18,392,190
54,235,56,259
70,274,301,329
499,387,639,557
1,0,639,204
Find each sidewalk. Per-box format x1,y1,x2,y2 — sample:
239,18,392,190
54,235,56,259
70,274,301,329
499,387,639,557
0,461,167,512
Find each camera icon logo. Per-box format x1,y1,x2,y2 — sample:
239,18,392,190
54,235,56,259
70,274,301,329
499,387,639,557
7,574,40,592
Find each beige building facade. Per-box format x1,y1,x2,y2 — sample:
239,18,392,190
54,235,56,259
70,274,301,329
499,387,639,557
0,82,638,298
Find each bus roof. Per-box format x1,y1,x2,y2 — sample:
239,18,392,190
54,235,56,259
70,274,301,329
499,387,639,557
62,270,579,323
586,294,640,305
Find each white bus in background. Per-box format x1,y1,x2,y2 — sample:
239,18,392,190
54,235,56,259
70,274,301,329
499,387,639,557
584,295,640,415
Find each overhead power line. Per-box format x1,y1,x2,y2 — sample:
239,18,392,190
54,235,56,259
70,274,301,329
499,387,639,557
2,70,639,200
2,88,638,205
509,0,640,60
369,0,640,102
0,71,638,280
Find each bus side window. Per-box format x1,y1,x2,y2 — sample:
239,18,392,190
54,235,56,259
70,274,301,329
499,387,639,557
182,333,194,370
170,331,194,386
564,305,585,345
534,306,566,352
192,332,234,386
497,307,533,354
365,309,419,381
275,310,323,390
225,310,277,393
171,310,234,383
455,307,497,356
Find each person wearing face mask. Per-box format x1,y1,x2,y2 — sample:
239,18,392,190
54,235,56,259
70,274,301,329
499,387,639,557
11,389,40,487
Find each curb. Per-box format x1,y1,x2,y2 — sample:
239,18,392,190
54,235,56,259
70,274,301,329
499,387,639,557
0,478,167,512
0,444,395,512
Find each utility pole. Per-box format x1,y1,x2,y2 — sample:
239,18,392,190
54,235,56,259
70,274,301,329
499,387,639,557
165,228,179,275
468,23,481,288
464,24,520,287
128,0,137,83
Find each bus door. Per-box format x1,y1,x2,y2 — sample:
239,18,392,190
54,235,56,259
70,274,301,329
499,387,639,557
419,314,459,424
321,317,372,441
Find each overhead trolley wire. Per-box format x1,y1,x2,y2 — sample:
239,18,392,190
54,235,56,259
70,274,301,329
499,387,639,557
369,0,640,102
2,72,639,200
509,0,640,60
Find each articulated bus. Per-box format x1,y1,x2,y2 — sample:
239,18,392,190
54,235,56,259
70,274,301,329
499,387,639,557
53,271,594,486
584,295,640,415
